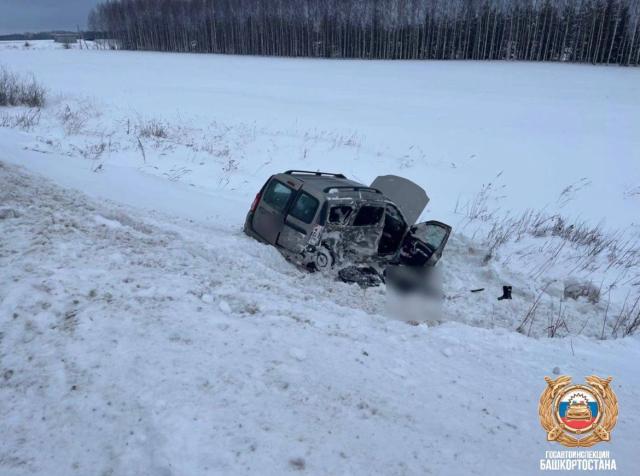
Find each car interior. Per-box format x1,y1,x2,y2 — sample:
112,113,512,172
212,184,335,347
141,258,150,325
378,204,407,255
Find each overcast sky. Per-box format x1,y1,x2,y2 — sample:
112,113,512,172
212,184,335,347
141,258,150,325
0,0,102,34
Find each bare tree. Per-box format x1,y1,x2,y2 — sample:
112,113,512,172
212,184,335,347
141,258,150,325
88,0,640,65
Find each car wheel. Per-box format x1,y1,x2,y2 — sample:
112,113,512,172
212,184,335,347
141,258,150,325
314,247,334,270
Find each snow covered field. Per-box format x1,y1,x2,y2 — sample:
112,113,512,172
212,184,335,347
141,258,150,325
1,41,640,475
2,42,639,227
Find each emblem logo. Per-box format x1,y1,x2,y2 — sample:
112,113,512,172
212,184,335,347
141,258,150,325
539,375,618,447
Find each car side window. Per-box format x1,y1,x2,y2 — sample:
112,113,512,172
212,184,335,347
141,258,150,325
262,179,294,213
328,205,353,225
289,192,319,224
353,206,384,226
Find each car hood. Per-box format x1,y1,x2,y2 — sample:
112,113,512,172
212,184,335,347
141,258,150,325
370,175,429,225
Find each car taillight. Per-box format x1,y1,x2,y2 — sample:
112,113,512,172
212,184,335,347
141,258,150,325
250,192,261,212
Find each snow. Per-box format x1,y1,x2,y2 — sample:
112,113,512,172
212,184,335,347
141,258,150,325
1,41,640,475
1,42,639,228
2,162,639,475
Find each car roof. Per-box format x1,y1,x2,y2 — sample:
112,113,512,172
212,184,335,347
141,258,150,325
275,171,368,194
272,170,387,207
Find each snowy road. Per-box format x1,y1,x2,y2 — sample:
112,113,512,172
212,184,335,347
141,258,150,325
1,162,639,475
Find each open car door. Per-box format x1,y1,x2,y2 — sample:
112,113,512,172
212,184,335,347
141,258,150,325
399,220,452,267
371,175,429,225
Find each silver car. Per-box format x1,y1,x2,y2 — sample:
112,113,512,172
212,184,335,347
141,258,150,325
243,170,451,275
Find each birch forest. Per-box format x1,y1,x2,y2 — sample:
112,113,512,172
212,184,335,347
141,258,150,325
89,0,640,65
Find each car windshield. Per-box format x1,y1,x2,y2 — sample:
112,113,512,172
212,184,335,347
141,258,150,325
353,206,384,226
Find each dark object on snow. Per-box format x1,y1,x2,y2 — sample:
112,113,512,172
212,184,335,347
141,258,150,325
338,266,384,288
470,288,485,293
244,170,451,277
497,285,512,300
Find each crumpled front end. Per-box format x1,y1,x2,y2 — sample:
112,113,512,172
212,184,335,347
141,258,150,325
300,194,386,272
322,223,382,265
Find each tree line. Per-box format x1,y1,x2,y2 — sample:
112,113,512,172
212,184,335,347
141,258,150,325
89,0,640,65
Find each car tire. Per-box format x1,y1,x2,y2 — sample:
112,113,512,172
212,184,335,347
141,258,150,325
314,246,334,270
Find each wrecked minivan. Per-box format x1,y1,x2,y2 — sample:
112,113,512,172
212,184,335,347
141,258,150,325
243,170,451,280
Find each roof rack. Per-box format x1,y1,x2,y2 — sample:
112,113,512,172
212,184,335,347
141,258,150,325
323,186,382,194
285,170,347,179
